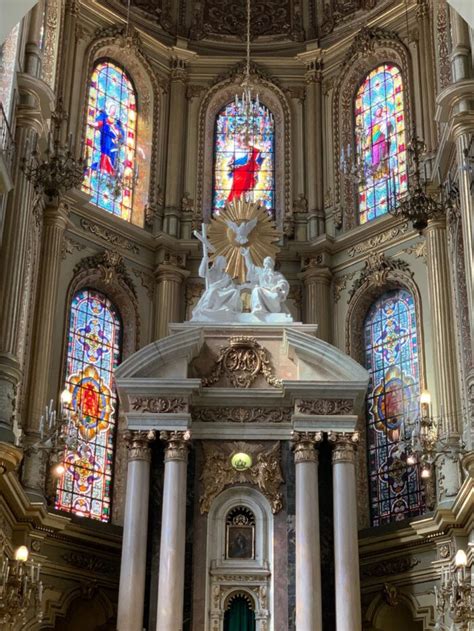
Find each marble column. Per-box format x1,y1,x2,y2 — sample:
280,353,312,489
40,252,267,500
156,430,190,631
293,432,323,631
304,59,324,239
300,260,332,342
154,263,188,340
22,200,69,497
163,59,188,238
329,431,361,631
416,0,436,151
117,431,154,631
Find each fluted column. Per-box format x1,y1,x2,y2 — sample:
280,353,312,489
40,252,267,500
304,59,324,239
22,200,69,496
300,260,332,342
329,431,361,631
156,430,190,631
164,59,188,238
416,0,437,151
294,432,323,631
425,216,460,430
117,431,154,631
154,263,189,339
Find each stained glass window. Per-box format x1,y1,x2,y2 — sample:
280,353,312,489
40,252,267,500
55,289,122,522
364,289,425,526
355,64,407,224
82,60,137,221
213,100,275,215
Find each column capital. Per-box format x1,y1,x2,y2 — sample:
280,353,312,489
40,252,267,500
124,430,155,462
170,57,188,83
300,263,332,286
328,431,359,464
292,431,323,463
305,58,323,84
160,430,191,462
43,200,70,227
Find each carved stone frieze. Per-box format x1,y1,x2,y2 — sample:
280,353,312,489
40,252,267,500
349,252,413,299
296,399,354,415
436,0,452,90
348,223,410,257
192,407,292,423
200,442,284,514
130,396,188,413
361,556,420,578
62,551,117,574
328,431,359,464
202,337,281,389
80,218,140,254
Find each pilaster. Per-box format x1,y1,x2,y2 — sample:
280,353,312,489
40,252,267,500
304,58,324,239
153,259,189,340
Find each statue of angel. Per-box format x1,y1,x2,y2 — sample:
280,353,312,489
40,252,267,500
191,224,242,322
225,217,258,245
240,248,291,318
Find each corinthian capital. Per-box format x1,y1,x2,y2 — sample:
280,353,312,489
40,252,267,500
160,430,191,462
328,431,359,464
124,430,156,462
292,431,323,464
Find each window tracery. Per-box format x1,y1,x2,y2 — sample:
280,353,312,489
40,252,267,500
55,288,122,522
213,99,275,216
363,288,425,525
82,60,138,222
355,63,408,223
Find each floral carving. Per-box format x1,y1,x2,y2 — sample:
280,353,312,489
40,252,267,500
200,441,284,514
80,218,140,254
61,237,87,260
62,551,117,574
349,253,413,299
74,250,137,297
297,399,354,415
130,396,188,413
192,407,291,423
361,556,420,578
202,337,281,389
348,223,410,257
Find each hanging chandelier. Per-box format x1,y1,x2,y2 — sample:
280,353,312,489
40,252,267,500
233,0,272,143
0,544,43,627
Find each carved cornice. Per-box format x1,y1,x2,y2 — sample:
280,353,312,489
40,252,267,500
349,252,413,299
123,430,155,462
200,442,284,514
160,430,191,462
328,431,359,464
130,396,188,413
292,431,323,463
192,407,292,423
202,337,281,389
296,399,354,415
80,218,140,254
361,556,420,578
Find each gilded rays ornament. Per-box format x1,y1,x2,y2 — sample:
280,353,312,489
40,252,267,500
207,197,280,283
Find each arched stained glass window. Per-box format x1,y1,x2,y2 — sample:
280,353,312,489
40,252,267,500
82,60,137,221
213,100,275,216
355,64,408,224
55,289,122,522
363,289,425,526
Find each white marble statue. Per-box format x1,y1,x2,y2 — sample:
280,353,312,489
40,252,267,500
240,247,292,321
225,217,258,245
191,227,242,322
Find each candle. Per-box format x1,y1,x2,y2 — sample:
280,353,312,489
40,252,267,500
39,415,44,439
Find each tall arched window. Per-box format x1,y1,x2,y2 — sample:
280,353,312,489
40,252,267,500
363,289,425,526
213,100,275,216
82,60,137,221
55,289,122,522
355,64,408,224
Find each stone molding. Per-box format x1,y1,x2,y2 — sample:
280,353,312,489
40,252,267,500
160,430,191,463
328,431,359,464
296,398,354,415
292,431,323,463
191,407,292,423
130,396,188,414
124,430,155,462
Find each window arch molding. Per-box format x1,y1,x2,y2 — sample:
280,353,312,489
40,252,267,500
333,29,414,231
197,71,291,227
57,257,140,524
345,267,426,528
77,33,163,225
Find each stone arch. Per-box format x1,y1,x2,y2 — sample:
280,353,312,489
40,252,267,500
77,28,164,224
196,64,292,227
345,267,426,528
206,486,273,631
364,590,430,631
223,588,257,611
332,28,414,230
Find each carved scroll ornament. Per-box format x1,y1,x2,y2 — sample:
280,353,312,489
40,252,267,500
129,396,188,413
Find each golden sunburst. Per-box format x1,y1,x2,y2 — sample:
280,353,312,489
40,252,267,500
207,198,280,283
